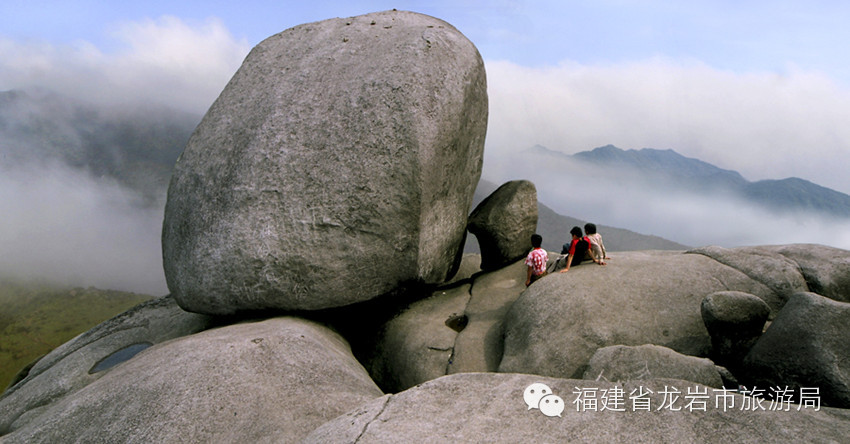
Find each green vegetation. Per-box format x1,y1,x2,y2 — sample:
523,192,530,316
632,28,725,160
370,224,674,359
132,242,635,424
0,277,152,391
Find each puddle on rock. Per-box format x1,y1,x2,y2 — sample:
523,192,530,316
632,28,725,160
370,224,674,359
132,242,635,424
89,342,153,374
445,314,469,332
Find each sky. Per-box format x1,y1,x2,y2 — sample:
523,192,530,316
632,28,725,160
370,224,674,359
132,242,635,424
3,0,850,191
3,0,850,292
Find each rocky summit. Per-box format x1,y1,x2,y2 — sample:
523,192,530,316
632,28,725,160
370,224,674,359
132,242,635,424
3,9,850,443
162,9,487,314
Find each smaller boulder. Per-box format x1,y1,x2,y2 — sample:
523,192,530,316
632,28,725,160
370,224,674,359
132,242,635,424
701,291,770,368
467,180,538,271
741,292,850,408
582,344,724,388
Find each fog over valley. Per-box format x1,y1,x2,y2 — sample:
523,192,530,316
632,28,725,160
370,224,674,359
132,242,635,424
2,11,850,294
483,144,850,251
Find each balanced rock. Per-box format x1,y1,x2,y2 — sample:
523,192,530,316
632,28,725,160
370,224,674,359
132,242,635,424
701,291,770,368
741,292,850,408
0,317,383,443
582,344,724,388
467,180,538,270
162,10,488,314
498,250,777,379
304,373,850,442
0,296,214,434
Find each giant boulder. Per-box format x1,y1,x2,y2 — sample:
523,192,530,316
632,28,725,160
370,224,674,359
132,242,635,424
162,10,488,314
303,373,850,442
0,317,383,443
498,250,777,379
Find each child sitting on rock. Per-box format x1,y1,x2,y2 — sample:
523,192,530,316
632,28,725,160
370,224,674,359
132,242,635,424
584,223,608,265
559,226,604,273
525,234,548,286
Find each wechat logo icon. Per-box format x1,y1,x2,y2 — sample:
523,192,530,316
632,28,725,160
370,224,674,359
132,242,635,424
523,383,565,417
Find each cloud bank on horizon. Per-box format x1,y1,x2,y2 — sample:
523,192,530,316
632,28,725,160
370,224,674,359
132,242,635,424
2,1,850,291
3,1,849,192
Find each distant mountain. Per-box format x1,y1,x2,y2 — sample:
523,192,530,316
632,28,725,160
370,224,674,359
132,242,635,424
572,144,748,191
466,179,690,254
0,89,200,205
539,144,850,218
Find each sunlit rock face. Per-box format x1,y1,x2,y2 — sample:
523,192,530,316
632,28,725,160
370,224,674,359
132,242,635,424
467,180,538,271
162,9,488,314
0,317,383,443
303,373,850,443
742,292,850,408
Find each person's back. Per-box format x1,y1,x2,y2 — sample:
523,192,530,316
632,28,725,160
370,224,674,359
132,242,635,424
559,226,599,273
525,234,548,286
584,223,607,264
561,237,590,264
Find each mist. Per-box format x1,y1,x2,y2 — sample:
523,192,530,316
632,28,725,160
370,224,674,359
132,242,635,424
0,17,241,294
0,15,249,115
3,15,850,295
485,59,850,196
483,147,850,251
0,161,168,294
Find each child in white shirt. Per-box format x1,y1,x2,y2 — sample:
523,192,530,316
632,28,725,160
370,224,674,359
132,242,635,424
584,223,608,265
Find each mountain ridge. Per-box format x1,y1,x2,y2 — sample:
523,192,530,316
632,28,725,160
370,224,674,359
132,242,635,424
534,144,850,218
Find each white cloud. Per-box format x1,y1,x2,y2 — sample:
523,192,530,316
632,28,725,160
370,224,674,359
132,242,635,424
0,16,250,114
484,58,850,195
484,147,850,250
0,162,168,294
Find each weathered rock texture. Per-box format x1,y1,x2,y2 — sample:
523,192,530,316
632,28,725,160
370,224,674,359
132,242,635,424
303,373,850,443
741,292,850,408
364,259,527,392
1,317,383,443
0,296,215,434
162,10,488,314
498,251,773,379
582,344,724,388
467,180,538,270
701,291,770,368
758,244,850,303
688,244,850,311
